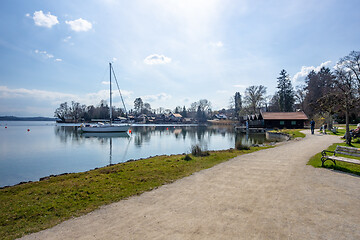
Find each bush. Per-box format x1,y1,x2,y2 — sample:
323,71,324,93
191,144,210,157
183,154,192,161
235,142,250,150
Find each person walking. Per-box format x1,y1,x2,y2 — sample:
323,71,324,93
323,123,327,134
310,119,315,135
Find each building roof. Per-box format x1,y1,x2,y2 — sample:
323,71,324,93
171,113,183,118
261,111,308,120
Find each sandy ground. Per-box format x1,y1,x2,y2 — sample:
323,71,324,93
20,130,360,240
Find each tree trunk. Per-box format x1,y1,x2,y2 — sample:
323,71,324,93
345,108,352,145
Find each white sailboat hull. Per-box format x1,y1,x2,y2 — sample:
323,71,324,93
81,124,130,133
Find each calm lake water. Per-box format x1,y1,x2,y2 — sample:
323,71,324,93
0,121,267,187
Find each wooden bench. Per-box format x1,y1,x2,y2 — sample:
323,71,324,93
321,145,360,167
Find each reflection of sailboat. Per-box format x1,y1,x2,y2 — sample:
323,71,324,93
82,131,131,166
82,132,130,138
81,62,130,133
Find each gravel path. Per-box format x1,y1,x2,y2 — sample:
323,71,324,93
21,130,360,240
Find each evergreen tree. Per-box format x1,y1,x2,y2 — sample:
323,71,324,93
182,106,187,118
234,92,242,120
276,69,295,112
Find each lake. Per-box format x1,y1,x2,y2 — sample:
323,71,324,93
0,121,268,187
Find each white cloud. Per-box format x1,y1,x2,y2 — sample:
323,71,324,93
0,86,133,107
54,58,62,62
292,61,332,84
25,13,30,18
144,54,172,65
63,36,72,42
0,86,75,102
209,41,223,47
142,93,172,102
101,81,110,85
32,10,59,28
216,90,228,94
34,49,54,59
233,84,247,89
65,18,92,32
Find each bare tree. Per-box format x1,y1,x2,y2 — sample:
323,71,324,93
339,51,360,95
295,85,307,111
319,65,358,145
54,102,70,121
244,85,267,114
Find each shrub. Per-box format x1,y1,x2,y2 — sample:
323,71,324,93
191,144,210,157
235,142,250,150
183,154,192,161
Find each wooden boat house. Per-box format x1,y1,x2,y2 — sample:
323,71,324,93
239,111,308,129
261,111,308,129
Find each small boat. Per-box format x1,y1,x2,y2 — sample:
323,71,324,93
81,63,130,133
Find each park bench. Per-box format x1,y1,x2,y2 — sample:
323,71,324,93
321,145,360,167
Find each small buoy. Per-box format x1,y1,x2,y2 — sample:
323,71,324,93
27,129,30,132
129,130,132,134
5,126,7,129
166,128,168,130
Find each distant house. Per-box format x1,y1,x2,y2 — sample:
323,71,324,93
168,113,183,122
261,111,308,129
182,118,193,124
135,114,148,123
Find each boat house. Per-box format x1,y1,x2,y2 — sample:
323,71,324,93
238,111,309,129
261,111,308,129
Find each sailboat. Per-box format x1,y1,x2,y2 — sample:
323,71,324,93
81,63,130,133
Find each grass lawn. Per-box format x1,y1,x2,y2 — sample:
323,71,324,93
0,146,271,240
307,140,360,176
325,124,357,136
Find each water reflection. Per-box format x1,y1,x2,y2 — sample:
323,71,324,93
1,122,277,187
81,132,131,165
53,125,268,150
54,125,83,144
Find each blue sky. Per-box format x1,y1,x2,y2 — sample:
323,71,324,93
0,0,359,117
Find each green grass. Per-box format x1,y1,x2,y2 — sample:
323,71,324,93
307,141,360,176
0,146,271,240
326,124,357,136
268,129,306,139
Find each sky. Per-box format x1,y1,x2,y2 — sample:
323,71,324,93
0,0,360,117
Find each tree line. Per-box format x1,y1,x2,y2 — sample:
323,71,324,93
54,100,126,122
55,50,359,142
231,51,360,144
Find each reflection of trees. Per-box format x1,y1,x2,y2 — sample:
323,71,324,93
131,125,248,148
234,132,266,147
133,126,153,147
55,125,267,150
54,126,84,144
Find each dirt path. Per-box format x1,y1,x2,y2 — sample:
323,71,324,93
21,131,360,240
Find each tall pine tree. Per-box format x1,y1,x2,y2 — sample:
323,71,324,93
276,69,295,112
234,92,242,120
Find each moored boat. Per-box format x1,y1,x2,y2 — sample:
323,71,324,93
81,63,130,133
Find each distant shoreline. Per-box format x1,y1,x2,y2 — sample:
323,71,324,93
0,116,56,121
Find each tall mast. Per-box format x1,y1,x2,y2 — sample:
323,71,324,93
109,62,112,124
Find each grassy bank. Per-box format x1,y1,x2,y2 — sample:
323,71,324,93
0,146,270,240
307,141,360,176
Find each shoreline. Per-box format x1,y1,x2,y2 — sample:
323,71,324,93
1,146,273,240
